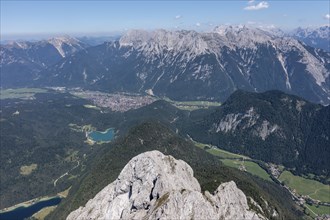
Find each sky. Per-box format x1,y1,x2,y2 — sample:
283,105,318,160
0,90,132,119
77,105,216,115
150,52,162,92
1,0,329,40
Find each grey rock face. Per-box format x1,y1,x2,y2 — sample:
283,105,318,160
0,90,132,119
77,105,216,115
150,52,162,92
0,36,89,87
39,27,330,105
67,150,265,220
290,26,330,52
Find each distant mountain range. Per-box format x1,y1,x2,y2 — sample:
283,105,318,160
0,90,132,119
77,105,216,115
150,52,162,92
290,26,330,52
1,26,329,104
77,35,121,46
247,26,329,52
0,36,89,87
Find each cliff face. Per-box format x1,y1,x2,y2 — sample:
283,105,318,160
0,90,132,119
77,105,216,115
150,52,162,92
67,150,265,220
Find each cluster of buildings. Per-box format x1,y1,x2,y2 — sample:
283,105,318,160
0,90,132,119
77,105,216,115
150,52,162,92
72,90,156,112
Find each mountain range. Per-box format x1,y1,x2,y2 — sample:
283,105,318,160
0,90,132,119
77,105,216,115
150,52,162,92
1,26,329,104
0,36,89,87
118,89,329,177
264,26,330,52
1,24,329,219
39,26,330,105
178,90,330,177
290,26,330,52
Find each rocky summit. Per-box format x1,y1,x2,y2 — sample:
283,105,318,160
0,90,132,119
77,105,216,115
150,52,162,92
67,150,265,220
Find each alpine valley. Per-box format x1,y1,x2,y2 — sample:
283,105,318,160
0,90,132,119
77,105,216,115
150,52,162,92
0,25,329,220
1,26,330,104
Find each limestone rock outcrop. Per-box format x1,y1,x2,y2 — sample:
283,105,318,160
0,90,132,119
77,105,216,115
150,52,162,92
67,150,265,220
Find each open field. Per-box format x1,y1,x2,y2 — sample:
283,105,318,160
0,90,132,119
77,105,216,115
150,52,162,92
221,159,272,181
243,161,272,181
20,164,38,176
207,148,248,159
221,158,242,168
305,204,330,217
194,142,271,181
163,97,221,111
279,171,330,202
57,187,71,198
194,143,248,159
0,88,48,100
32,205,57,220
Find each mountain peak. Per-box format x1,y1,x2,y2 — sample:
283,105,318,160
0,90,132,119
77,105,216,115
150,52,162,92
46,35,87,57
292,26,330,38
290,26,330,51
7,41,31,49
213,25,276,48
47,35,80,44
119,29,208,57
213,24,248,35
67,150,264,220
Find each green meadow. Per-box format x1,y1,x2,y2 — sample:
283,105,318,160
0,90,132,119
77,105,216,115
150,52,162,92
0,88,48,100
305,204,330,217
195,142,272,181
279,171,330,202
163,97,221,111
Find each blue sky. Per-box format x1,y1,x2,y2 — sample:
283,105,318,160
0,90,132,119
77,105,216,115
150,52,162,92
1,0,329,40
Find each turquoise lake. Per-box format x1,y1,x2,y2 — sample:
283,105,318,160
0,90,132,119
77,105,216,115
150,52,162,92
88,128,115,142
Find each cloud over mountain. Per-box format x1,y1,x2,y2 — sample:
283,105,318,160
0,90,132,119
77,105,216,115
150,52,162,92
244,1,269,10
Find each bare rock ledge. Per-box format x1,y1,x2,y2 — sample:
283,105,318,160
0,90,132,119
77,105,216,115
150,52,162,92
67,150,266,220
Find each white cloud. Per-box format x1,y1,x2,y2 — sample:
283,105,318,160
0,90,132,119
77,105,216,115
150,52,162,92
175,15,182,19
247,21,256,25
244,1,269,10
266,24,276,29
324,14,330,20
248,0,255,4
196,22,201,27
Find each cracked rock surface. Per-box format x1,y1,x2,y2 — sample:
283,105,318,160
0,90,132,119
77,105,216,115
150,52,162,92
67,150,265,220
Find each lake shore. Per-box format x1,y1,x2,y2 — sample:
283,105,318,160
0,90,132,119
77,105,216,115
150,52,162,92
0,196,57,213
86,127,115,145
0,188,70,214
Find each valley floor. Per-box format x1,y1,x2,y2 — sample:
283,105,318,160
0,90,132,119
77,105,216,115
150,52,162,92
194,141,330,218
